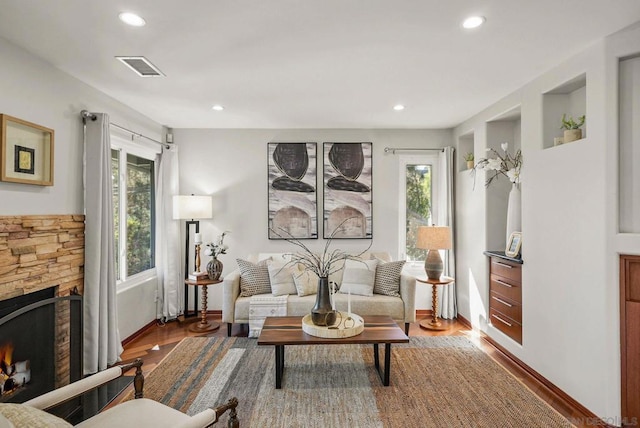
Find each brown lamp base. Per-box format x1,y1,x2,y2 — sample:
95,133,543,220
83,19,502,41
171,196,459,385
188,320,220,333
419,318,449,331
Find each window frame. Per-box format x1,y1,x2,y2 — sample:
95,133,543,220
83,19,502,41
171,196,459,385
397,153,441,272
110,134,160,287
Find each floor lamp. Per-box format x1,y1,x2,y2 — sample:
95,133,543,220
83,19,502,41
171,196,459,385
173,195,213,317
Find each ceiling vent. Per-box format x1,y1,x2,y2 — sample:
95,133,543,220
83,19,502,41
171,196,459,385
116,56,165,77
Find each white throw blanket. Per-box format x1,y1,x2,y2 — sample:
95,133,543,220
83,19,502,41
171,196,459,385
248,295,288,338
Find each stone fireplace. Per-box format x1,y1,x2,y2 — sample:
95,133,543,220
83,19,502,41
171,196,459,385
0,215,85,402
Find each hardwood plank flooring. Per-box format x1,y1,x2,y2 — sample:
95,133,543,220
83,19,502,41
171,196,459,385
113,313,598,426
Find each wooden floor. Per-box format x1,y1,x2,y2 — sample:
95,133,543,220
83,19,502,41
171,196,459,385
115,314,595,426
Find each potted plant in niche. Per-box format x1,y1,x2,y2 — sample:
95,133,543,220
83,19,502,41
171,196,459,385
561,114,586,143
464,152,474,170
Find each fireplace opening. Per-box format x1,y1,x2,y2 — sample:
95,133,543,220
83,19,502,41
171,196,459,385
0,287,82,416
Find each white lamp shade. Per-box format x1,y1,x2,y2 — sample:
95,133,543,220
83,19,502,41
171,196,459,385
173,195,212,220
416,226,452,250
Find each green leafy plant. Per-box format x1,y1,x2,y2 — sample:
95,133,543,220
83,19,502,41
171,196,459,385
464,152,474,162
560,114,585,130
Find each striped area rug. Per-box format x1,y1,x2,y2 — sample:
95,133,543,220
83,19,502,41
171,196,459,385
126,336,573,427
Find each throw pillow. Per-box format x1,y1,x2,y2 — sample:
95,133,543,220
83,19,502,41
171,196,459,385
0,404,71,428
293,270,319,297
237,258,272,297
339,259,378,296
373,260,406,297
268,263,297,296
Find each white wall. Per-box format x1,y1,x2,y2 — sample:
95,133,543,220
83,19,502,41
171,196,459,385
174,128,452,310
0,36,164,338
454,22,640,420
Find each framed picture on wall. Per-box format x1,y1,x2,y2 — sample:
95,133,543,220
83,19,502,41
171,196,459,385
1,114,54,186
267,142,318,239
323,142,372,239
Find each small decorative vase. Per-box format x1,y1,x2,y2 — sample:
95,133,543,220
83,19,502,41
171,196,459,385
206,257,223,280
506,183,522,245
311,277,337,326
466,160,474,170
564,129,582,143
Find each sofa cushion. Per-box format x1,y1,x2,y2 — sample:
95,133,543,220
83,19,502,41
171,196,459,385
232,293,404,323
293,270,319,297
237,259,272,297
0,404,71,428
373,260,406,297
268,264,297,296
339,259,378,296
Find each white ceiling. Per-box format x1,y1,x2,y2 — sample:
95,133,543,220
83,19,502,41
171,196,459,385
1,1,639,129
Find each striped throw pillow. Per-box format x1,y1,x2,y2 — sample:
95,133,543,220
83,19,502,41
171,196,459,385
237,258,272,297
373,260,406,297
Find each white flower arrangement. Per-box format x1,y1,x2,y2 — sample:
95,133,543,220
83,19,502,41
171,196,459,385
473,142,522,187
204,231,230,258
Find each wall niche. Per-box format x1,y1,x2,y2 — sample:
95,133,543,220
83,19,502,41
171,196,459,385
458,131,475,172
542,74,587,149
485,106,521,251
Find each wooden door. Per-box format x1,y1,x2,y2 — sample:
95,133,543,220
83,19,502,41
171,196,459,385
621,255,640,421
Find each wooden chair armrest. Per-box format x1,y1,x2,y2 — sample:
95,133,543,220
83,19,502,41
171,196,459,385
177,397,239,428
23,359,144,410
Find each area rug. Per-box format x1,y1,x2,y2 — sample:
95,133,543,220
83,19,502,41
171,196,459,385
124,336,573,427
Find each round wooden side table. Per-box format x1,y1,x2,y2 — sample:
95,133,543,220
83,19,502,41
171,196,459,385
416,276,455,331
184,278,222,333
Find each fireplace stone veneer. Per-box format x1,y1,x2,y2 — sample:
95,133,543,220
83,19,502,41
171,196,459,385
0,215,85,301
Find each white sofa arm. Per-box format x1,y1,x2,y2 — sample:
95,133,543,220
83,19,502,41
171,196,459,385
399,274,417,323
222,270,241,324
24,359,144,411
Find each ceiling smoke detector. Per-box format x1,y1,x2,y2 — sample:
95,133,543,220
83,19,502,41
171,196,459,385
116,56,165,77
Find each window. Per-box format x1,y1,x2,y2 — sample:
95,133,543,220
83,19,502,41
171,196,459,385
398,154,439,267
111,137,157,282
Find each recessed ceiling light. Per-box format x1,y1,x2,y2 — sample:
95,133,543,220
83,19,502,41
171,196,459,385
393,104,405,111
462,16,485,29
212,105,224,111
119,12,146,27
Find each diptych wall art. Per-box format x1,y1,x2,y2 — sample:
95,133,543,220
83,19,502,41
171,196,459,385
268,142,318,239
323,142,372,239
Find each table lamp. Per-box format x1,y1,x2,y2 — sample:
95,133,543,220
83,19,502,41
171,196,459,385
416,225,452,280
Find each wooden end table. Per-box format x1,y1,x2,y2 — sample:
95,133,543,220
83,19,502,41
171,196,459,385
257,315,409,389
417,276,455,331
184,278,222,333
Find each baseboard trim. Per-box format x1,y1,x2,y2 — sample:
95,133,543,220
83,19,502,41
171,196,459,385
456,314,611,427
415,309,433,317
121,320,157,346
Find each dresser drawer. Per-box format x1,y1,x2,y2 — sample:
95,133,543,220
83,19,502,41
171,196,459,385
490,274,522,303
490,308,522,344
489,292,522,323
490,257,522,282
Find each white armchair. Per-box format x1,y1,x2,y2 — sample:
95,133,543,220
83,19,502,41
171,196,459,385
0,359,239,428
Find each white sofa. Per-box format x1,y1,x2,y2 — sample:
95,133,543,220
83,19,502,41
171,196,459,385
222,252,416,336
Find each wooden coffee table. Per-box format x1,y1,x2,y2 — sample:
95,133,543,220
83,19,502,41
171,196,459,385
257,315,409,389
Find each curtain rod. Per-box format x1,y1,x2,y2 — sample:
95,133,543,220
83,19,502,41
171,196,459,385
80,110,168,148
384,147,444,154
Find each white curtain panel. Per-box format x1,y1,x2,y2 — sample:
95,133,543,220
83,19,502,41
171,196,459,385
438,146,457,319
155,144,182,320
83,113,123,374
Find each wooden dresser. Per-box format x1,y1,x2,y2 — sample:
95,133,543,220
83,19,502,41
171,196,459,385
484,251,523,344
